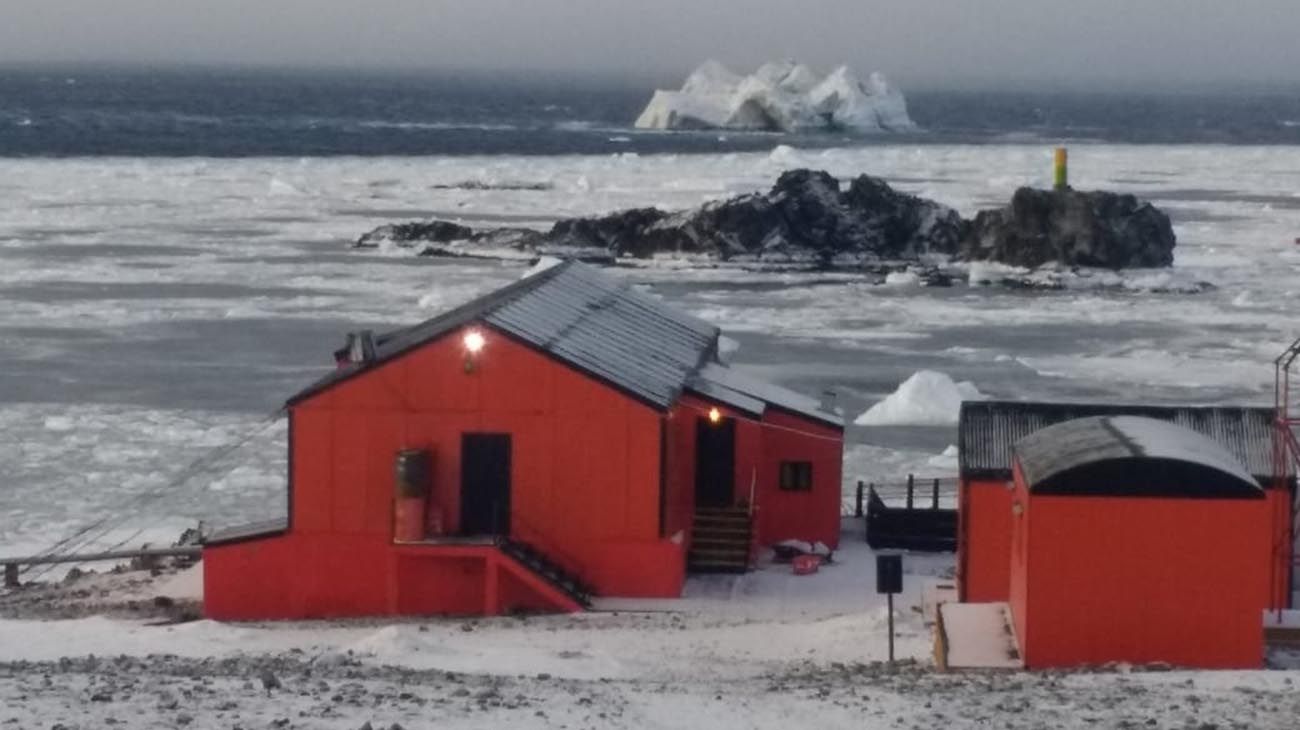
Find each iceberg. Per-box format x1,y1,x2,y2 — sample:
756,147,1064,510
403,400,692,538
635,60,917,134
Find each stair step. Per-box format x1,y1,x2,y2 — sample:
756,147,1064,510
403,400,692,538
497,539,592,608
693,522,751,530
691,545,754,555
694,532,751,541
693,519,752,529
688,560,749,573
692,536,751,548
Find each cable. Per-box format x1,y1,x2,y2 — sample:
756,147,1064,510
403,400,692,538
21,408,285,579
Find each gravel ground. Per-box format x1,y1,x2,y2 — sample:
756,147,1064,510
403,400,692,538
3,652,1300,730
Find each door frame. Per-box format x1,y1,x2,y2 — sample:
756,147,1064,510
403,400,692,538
694,416,737,508
459,433,512,536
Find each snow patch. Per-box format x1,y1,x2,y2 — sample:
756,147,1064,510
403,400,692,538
883,270,921,287
855,371,984,426
521,255,564,279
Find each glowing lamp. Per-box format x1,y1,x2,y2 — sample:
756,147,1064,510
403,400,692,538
462,329,486,374
707,407,722,424
463,330,486,354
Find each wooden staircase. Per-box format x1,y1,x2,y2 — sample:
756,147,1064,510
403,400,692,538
495,537,593,608
688,506,753,573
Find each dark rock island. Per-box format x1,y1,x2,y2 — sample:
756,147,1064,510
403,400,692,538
357,170,1176,272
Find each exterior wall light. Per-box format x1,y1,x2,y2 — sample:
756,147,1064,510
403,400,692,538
463,329,486,374
463,330,486,354
708,407,722,424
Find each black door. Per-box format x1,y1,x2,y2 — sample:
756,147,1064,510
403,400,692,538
460,434,511,536
695,417,736,508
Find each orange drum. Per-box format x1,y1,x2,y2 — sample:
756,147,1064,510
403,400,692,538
394,496,428,543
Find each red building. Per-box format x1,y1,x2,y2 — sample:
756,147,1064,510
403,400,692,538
958,400,1294,611
203,262,843,620
1008,416,1271,668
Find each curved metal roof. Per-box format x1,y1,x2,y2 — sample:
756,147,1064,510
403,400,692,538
1014,415,1264,498
959,400,1284,483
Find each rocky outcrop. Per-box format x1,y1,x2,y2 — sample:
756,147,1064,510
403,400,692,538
356,170,964,267
357,172,1177,271
959,188,1175,269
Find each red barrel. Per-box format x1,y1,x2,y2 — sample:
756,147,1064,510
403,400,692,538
394,496,428,543
394,448,433,542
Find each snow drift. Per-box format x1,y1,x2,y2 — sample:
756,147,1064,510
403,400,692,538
635,60,917,134
855,371,983,426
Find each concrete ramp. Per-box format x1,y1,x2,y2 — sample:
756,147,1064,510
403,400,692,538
935,602,1023,670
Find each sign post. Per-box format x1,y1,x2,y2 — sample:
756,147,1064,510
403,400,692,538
876,553,903,662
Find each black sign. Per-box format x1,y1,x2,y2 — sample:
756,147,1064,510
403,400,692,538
876,554,902,594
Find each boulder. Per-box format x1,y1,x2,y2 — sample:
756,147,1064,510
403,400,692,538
959,187,1175,269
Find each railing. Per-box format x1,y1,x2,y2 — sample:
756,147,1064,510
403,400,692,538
2,546,201,588
848,475,960,553
506,511,593,593
844,475,959,517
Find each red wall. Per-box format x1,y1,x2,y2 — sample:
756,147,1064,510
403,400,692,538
297,323,679,596
666,394,842,551
958,478,1014,602
1266,485,1294,611
207,322,688,620
1009,465,1269,669
204,535,582,620
964,474,1294,610
754,409,842,548
206,321,844,620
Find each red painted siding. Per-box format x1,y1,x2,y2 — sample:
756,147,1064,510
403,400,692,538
206,321,843,619
958,478,1014,602
1009,462,1269,669
754,409,841,549
206,322,684,619
963,475,1293,610
666,394,842,550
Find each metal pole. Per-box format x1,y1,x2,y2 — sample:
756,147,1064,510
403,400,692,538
887,593,895,663
906,475,914,510
932,478,940,509
855,481,864,518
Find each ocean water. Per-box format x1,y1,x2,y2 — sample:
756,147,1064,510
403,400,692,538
2,68,1300,157
2,69,1300,561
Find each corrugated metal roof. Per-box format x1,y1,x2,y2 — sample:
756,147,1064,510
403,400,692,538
960,400,1285,482
289,261,720,409
685,370,767,417
205,517,289,547
688,363,844,427
1014,416,1263,498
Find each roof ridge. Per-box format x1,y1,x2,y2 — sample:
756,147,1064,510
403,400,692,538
377,259,575,348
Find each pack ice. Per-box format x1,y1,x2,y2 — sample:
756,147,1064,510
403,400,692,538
635,60,917,133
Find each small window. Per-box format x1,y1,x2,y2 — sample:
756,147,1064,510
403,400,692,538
779,461,813,491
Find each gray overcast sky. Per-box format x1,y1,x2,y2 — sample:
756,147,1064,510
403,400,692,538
4,0,1299,89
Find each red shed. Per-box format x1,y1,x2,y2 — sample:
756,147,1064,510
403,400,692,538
1009,415,1270,668
203,262,843,620
957,400,1294,610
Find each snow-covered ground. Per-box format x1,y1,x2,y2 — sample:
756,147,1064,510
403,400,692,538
3,524,1298,728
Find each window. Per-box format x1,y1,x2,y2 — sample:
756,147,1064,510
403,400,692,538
779,461,813,491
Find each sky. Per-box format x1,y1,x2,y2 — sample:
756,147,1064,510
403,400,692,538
4,0,1300,90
